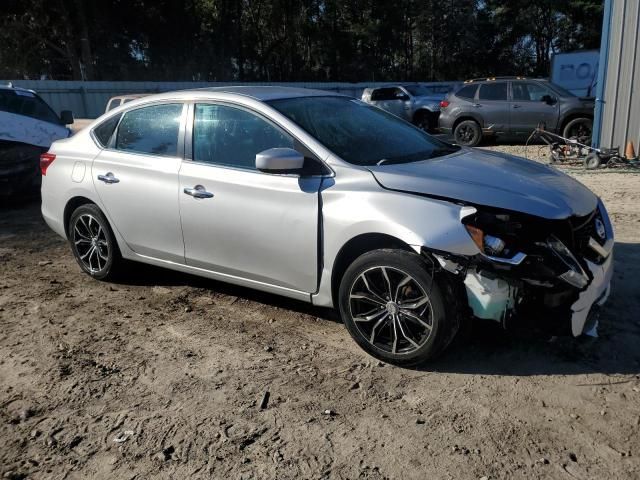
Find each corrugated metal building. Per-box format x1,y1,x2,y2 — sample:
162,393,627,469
594,0,640,151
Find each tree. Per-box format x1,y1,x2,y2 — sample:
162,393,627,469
0,0,604,82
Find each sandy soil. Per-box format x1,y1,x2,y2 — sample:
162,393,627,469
1,147,640,479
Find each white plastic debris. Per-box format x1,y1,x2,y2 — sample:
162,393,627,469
113,430,135,443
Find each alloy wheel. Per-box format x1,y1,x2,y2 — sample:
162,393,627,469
568,122,592,142
72,214,110,273
348,266,434,355
457,125,474,143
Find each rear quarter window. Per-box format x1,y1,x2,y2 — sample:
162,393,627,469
455,84,478,100
478,82,508,101
93,114,122,147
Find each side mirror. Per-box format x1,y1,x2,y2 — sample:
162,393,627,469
60,110,74,125
395,93,410,101
540,95,556,105
256,148,304,173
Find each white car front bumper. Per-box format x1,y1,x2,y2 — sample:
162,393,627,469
570,253,614,336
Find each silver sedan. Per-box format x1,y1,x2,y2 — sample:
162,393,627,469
40,87,614,366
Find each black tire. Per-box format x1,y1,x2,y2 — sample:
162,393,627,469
414,111,437,133
584,152,601,170
68,204,123,281
562,117,592,143
453,119,482,147
338,249,458,366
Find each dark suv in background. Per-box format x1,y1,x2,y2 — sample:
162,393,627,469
438,77,595,146
361,83,457,132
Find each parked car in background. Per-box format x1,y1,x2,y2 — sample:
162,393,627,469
361,83,457,132
41,87,613,365
438,77,595,146
0,84,73,197
105,94,148,112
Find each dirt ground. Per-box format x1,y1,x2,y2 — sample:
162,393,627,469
1,145,640,480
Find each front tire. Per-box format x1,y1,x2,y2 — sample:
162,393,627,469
453,119,482,147
338,249,456,366
414,111,437,133
68,204,122,280
563,117,592,143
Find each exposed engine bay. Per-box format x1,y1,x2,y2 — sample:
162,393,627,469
429,198,614,337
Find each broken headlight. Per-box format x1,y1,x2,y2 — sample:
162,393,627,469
547,235,589,289
464,209,526,265
465,225,506,255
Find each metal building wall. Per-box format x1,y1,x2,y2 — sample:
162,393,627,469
1,80,452,119
595,0,640,150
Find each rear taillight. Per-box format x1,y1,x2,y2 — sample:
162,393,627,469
440,100,450,108
40,153,56,175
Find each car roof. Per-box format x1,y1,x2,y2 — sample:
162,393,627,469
111,86,347,107
0,84,38,95
463,76,549,83
190,86,346,101
109,94,148,101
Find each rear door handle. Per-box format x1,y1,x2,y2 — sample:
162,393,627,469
472,103,482,108
97,172,119,184
512,104,522,109
184,185,214,199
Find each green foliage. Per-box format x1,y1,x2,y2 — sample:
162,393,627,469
0,0,603,81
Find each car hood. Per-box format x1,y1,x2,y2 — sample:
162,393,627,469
367,149,598,219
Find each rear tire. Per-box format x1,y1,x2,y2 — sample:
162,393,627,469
68,204,123,281
453,120,482,147
338,249,458,366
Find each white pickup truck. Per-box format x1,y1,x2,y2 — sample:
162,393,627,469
0,84,73,197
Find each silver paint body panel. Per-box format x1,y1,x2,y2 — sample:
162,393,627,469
41,87,610,333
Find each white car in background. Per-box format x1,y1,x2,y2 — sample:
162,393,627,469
0,84,73,197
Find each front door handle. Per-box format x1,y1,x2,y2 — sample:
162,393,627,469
472,103,482,108
184,185,214,199
512,104,522,109
97,172,119,184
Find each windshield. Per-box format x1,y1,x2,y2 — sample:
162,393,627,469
403,84,453,97
268,96,459,166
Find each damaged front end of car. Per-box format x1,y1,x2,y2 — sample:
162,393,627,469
427,199,614,337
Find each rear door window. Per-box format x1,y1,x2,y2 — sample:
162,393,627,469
115,104,183,157
478,82,508,101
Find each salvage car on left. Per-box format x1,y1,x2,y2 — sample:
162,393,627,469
0,84,73,197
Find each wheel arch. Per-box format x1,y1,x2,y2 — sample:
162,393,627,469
63,196,97,238
559,112,593,135
452,115,482,131
330,233,414,309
